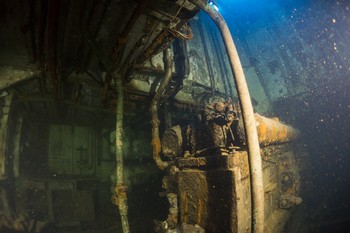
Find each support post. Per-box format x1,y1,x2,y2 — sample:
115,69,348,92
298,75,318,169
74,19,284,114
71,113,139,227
0,93,13,180
188,1,265,233
112,74,130,233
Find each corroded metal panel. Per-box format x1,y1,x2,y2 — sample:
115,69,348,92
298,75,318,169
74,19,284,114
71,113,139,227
48,125,95,176
262,146,302,232
176,146,300,232
178,152,252,233
178,169,235,232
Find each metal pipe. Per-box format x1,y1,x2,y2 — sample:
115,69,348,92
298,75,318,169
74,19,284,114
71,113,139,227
113,74,130,233
255,114,300,146
188,1,264,232
136,29,172,65
151,48,173,170
136,0,196,65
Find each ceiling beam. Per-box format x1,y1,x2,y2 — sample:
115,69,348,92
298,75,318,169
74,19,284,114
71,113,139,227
0,66,41,90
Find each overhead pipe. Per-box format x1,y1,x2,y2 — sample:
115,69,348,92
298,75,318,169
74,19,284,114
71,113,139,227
136,3,196,65
112,74,130,233
137,24,192,65
151,48,173,170
188,1,264,233
136,29,172,65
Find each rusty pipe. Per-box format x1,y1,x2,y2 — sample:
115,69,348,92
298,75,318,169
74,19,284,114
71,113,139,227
255,114,300,146
237,114,301,147
113,74,130,233
151,48,173,170
188,1,264,233
137,5,195,66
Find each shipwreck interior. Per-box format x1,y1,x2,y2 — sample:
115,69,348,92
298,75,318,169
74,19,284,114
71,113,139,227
0,0,350,232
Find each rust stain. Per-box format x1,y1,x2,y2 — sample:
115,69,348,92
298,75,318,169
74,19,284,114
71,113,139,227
255,114,300,146
197,198,203,225
181,191,188,224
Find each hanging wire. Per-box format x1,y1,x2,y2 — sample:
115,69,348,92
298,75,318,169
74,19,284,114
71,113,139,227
168,24,193,40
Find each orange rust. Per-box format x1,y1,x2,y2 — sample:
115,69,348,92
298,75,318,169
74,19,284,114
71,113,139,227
151,137,161,155
272,117,280,122
112,184,128,207
255,114,300,146
151,137,168,169
181,192,189,223
197,199,203,225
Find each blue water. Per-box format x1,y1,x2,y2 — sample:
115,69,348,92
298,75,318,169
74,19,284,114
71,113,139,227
217,0,350,231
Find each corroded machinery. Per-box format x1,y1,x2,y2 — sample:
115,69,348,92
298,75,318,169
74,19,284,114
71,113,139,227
154,99,302,232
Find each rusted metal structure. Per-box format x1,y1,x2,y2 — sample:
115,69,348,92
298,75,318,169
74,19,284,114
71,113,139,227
188,1,265,232
151,48,174,171
112,74,130,233
156,99,302,232
0,0,307,232
255,114,300,146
